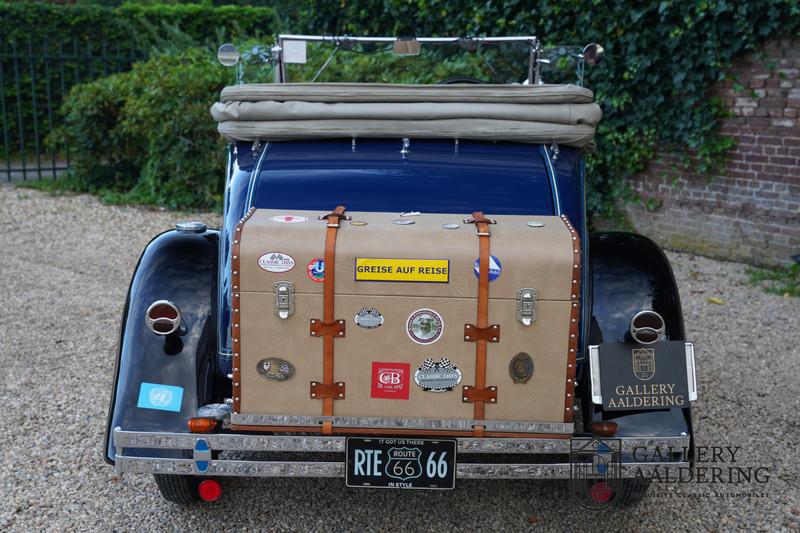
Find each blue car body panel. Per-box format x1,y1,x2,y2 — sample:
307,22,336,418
105,138,692,464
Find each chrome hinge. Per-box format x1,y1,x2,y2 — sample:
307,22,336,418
273,280,295,319
517,288,538,326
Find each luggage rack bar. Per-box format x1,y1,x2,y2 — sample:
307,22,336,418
113,428,689,479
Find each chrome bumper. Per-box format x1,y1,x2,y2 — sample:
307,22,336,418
113,428,690,480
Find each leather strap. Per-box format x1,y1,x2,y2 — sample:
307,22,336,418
463,324,500,342
463,211,498,436
310,205,348,434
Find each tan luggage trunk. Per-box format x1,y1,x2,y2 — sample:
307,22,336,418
230,208,580,436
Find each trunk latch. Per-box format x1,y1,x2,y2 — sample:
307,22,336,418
273,281,295,319
517,288,538,326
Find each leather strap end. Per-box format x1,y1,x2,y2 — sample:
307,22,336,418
310,381,346,400
310,319,346,337
462,385,498,404
463,324,500,343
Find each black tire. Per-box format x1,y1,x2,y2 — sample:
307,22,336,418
154,474,200,504
616,477,651,506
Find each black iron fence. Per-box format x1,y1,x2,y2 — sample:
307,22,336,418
0,38,144,181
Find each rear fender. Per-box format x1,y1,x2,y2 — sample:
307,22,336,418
103,229,219,464
586,232,694,451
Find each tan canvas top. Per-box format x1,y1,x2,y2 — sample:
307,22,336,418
210,83,602,148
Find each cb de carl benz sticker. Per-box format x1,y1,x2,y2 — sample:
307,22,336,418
473,255,502,281
258,251,295,273
371,362,410,399
137,382,183,412
414,358,462,392
355,258,449,283
355,307,384,329
406,308,444,344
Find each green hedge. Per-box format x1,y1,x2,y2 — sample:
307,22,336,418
16,0,800,220
49,48,229,209
297,0,800,221
0,1,275,154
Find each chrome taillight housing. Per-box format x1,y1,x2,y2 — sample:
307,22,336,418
629,310,665,344
145,300,181,336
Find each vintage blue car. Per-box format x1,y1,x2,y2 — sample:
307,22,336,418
104,35,697,507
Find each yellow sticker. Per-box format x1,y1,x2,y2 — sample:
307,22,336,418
355,258,449,283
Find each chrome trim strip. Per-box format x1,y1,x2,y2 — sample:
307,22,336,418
113,429,689,455
115,455,688,480
686,342,698,402
589,344,602,404
539,144,561,215
230,414,573,434
244,142,269,210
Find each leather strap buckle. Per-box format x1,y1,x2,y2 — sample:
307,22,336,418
310,381,346,400
318,206,351,227
463,324,500,342
310,319,346,337
462,385,497,404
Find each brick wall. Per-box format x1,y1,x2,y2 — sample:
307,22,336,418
623,36,800,267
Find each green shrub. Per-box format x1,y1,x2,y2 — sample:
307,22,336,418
0,1,276,153
49,48,229,209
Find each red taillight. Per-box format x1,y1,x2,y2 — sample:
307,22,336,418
198,479,222,502
188,417,218,433
589,481,613,503
145,300,181,336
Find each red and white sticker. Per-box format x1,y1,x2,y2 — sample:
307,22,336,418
270,215,308,223
371,362,410,400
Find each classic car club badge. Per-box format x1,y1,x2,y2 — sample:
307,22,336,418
632,348,656,381
406,308,444,344
509,352,534,383
256,357,295,381
257,252,295,273
414,358,462,392
307,258,325,282
355,307,384,329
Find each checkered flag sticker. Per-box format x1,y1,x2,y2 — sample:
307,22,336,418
420,358,435,371
440,358,454,370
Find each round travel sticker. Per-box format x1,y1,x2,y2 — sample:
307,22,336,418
307,258,325,282
527,221,545,228
350,220,368,226
473,255,502,281
258,252,295,273
442,223,460,229
393,218,415,225
270,215,308,223
406,308,444,345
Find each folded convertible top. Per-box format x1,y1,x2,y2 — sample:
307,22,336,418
210,83,602,148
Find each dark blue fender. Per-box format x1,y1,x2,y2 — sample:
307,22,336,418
585,232,694,453
103,229,221,464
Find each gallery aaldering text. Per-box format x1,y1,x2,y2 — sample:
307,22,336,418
632,446,770,484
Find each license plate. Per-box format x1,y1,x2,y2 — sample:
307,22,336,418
345,437,456,490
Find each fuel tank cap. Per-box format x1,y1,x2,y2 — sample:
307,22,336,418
176,221,207,233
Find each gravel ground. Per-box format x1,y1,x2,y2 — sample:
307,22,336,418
0,185,798,532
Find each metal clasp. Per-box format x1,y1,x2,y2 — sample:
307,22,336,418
273,281,295,319
516,288,538,326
